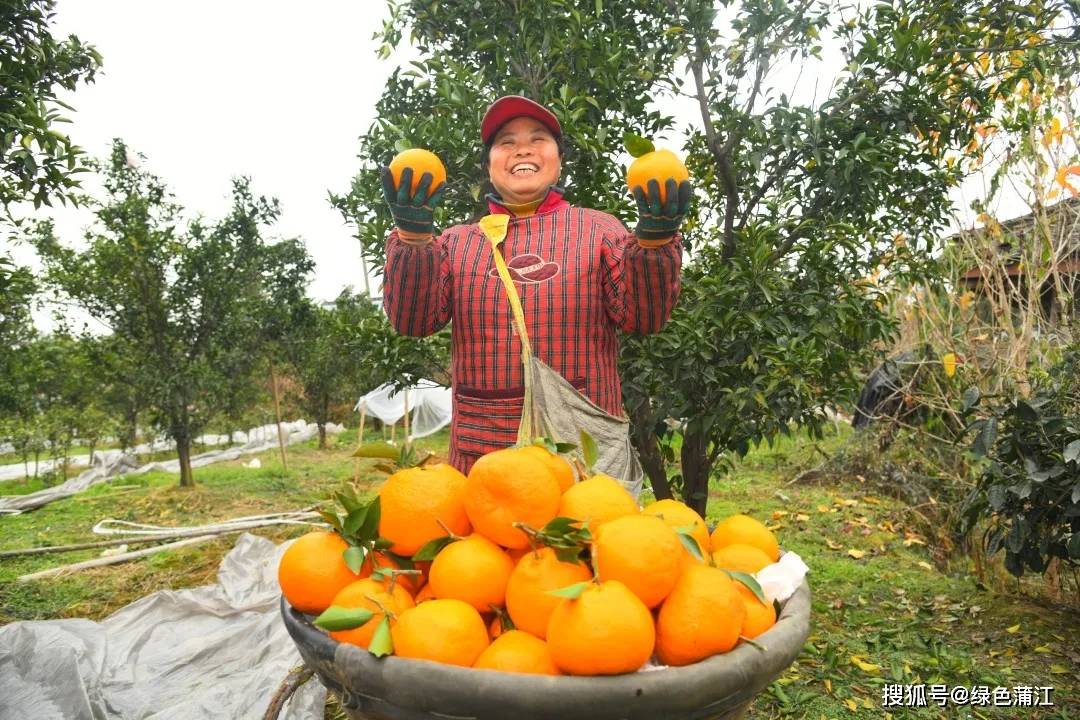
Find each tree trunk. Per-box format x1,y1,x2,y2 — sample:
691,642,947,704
269,359,289,471
124,408,138,452
680,430,712,517
88,439,96,465
627,399,672,500
177,436,195,487
318,423,327,450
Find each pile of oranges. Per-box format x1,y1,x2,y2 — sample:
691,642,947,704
278,444,782,676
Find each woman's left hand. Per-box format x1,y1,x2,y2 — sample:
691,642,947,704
633,178,692,241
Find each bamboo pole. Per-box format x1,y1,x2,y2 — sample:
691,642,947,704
17,535,217,582
269,359,289,471
353,407,367,482
403,388,411,453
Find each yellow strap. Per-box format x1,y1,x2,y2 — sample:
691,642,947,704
477,214,535,442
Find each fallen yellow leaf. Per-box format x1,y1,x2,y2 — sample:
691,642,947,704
1034,645,1052,653
1006,624,1021,634
844,698,858,711
848,549,867,559
862,496,881,505
826,539,842,550
772,510,789,520
1050,664,1068,674
796,513,810,522
824,678,833,694
850,656,882,673
903,536,926,547
817,505,831,513
918,561,933,571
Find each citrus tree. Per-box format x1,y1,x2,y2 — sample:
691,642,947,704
30,141,314,486
336,0,1077,515
285,291,432,448
1,0,100,219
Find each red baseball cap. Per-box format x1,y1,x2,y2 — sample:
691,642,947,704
480,95,562,144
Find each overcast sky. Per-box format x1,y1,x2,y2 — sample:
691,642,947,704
15,1,400,331
10,2,1022,333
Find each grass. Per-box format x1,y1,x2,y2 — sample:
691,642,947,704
1,424,1076,719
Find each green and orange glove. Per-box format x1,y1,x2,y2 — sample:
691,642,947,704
633,178,692,242
380,166,445,236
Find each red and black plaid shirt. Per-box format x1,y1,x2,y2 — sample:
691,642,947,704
382,188,681,473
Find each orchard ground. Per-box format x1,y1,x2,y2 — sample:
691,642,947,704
1,425,1077,719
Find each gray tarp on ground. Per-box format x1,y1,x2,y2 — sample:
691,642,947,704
0,533,325,720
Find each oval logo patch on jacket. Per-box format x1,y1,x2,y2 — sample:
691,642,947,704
489,253,560,284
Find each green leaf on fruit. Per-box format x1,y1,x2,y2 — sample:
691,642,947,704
623,131,655,158
318,510,343,533
368,616,394,657
343,546,366,575
412,535,455,562
725,570,768,605
677,529,705,562
314,605,374,631
546,581,590,599
579,429,598,470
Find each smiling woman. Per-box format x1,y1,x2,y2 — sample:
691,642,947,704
377,95,693,486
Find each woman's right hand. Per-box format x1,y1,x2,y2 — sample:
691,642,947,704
380,166,445,236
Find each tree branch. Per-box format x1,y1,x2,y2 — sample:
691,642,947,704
691,44,740,260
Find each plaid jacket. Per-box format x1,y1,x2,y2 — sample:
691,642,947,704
382,188,682,473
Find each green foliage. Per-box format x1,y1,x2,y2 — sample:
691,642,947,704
623,232,898,512
622,0,1079,515
0,255,37,414
961,346,1080,577
29,140,314,486
335,0,1078,522
285,290,390,447
0,0,101,217
330,0,683,268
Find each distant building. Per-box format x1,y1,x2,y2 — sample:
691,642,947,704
955,196,1080,324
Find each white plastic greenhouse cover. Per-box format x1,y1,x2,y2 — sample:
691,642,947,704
353,379,451,440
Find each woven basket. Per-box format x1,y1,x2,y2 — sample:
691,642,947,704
281,578,811,720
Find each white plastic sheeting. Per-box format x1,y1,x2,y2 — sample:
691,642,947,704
0,426,298,483
354,380,452,440
0,420,343,515
0,533,324,720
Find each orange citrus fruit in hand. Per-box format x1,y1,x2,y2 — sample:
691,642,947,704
378,463,471,556
473,630,561,675
557,473,639,536
626,149,689,202
592,514,683,609
277,531,360,614
389,148,447,194
546,580,655,675
464,446,562,549
711,543,773,574
642,498,711,566
710,514,780,561
391,598,490,667
428,534,515,612
327,577,415,650
505,546,592,639
655,564,745,666
736,581,777,639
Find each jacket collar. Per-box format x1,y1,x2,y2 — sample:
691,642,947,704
486,186,569,217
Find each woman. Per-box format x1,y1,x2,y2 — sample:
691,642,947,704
380,95,690,480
